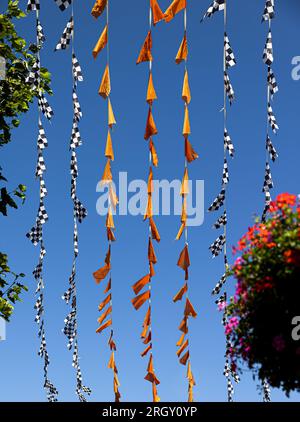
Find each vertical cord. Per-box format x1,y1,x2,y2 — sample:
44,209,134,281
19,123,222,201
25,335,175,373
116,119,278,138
223,0,227,264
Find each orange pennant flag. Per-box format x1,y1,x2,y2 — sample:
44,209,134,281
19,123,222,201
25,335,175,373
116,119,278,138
175,34,188,64
91,0,107,18
184,297,197,318
176,339,188,358
98,293,111,311
99,65,111,99
175,223,185,241
148,238,157,264
143,330,152,345
180,167,189,196
108,98,117,127
141,344,152,357
182,105,191,136
109,184,119,211
185,138,198,163
177,245,190,280
105,130,114,160
144,194,153,220
176,332,185,347
104,277,111,294
101,159,112,185
93,264,110,284
144,108,158,140
164,0,186,23
173,283,188,302
179,350,190,366
152,381,161,402
107,227,116,242
136,31,153,64
93,25,108,59
179,316,188,334
132,274,150,295
147,167,153,194
147,72,157,104
149,138,159,167
149,217,161,242
106,208,115,229
96,318,112,334
108,351,115,369
132,290,150,311
98,305,112,325
182,69,191,104
150,0,164,25
144,354,160,385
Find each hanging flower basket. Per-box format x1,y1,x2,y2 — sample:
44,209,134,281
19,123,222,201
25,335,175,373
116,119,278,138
226,193,300,395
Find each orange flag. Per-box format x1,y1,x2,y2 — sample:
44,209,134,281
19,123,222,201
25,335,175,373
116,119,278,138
99,65,111,99
180,167,189,196
106,208,115,229
93,264,110,284
105,130,114,160
141,344,152,357
132,274,150,295
164,0,186,22
147,72,157,104
182,105,191,136
91,0,107,18
108,98,116,127
185,138,198,163
177,245,190,280
93,25,108,59
96,318,112,334
150,0,164,25
148,238,157,264
144,194,153,220
98,305,112,325
98,293,111,311
149,139,158,167
179,350,190,365
175,34,188,64
184,298,197,318
179,316,188,334
101,158,112,185
137,31,153,64
149,217,161,242
177,339,188,358
173,283,188,302
152,382,161,402
132,290,150,311
182,69,191,104
144,108,158,140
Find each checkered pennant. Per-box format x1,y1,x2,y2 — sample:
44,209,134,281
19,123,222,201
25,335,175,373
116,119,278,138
38,93,54,120
201,0,225,20
224,129,235,157
73,220,79,256
71,175,77,200
70,150,78,177
74,197,88,223
34,294,44,323
224,72,235,105
63,310,77,349
263,30,273,66
37,201,48,225
27,0,40,11
40,179,48,198
268,103,279,133
227,377,234,402
208,188,226,212
38,332,47,357
268,67,278,98
72,54,83,83
44,380,58,402
262,0,275,22
36,19,45,45
37,120,48,149
209,234,226,257
70,120,82,149
26,59,40,89
266,135,278,162
262,379,271,402
212,273,227,295
213,211,227,229
262,162,273,192
224,33,236,68
222,158,229,185
26,222,42,245
33,260,43,281
36,151,46,177
262,190,272,222
54,0,73,11
72,90,82,122
55,17,73,51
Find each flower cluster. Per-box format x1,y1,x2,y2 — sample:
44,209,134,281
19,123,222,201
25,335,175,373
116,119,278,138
225,194,300,395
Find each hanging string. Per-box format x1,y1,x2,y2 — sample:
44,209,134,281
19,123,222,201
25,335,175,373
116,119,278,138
131,0,164,403
202,0,239,401
54,0,90,401
91,0,121,402
261,0,278,402
25,0,58,402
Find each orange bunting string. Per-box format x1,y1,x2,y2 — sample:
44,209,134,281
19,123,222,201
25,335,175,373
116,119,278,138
136,31,153,64
91,0,107,19
93,25,108,59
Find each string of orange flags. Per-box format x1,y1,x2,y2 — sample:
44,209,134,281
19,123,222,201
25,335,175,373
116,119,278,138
25,0,58,402
91,0,121,402
54,0,91,401
163,0,198,402
201,0,240,401
131,0,165,403
261,0,278,402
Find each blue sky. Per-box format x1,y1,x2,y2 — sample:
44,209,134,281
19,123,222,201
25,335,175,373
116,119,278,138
1,0,300,402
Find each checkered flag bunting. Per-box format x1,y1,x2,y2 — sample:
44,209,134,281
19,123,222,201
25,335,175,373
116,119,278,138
268,67,278,98
209,234,226,257
263,30,273,66
267,103,279,133
27,0,40,11
202,0,225,20
213,211,227,229
208,188,226,212
54,0,73,11
224,72,235,105
262,0,275,22
55,17,74,51
224,33,236,68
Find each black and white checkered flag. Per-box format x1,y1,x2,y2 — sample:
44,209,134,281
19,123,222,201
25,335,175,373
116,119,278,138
55,17,74,51
208,188,226,212
38,93,54,120
224,33,236,68
224,72,235,105
74,197,88,223
224,129,235,157
262,162,274,192
73,90,82,122
54,0,73,11
212,273,227,296
26,59,40,90
263,30,273,66
262,0,275,22
262,379,271,402
267,103,279,133
222,158,229,185
72,54,83,83
27,0,40,11
38,120,48,149
26,222,43,245
268,67,278,98
266,135,278,162
36,19,45,44
213,211,227,229
202,0,225,20
209,234,226,257
70,120,82,149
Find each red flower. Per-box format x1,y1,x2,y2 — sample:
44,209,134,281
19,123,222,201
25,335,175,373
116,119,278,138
284,249,300,266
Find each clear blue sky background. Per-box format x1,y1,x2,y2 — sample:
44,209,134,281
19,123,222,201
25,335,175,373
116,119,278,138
1,0,300,402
